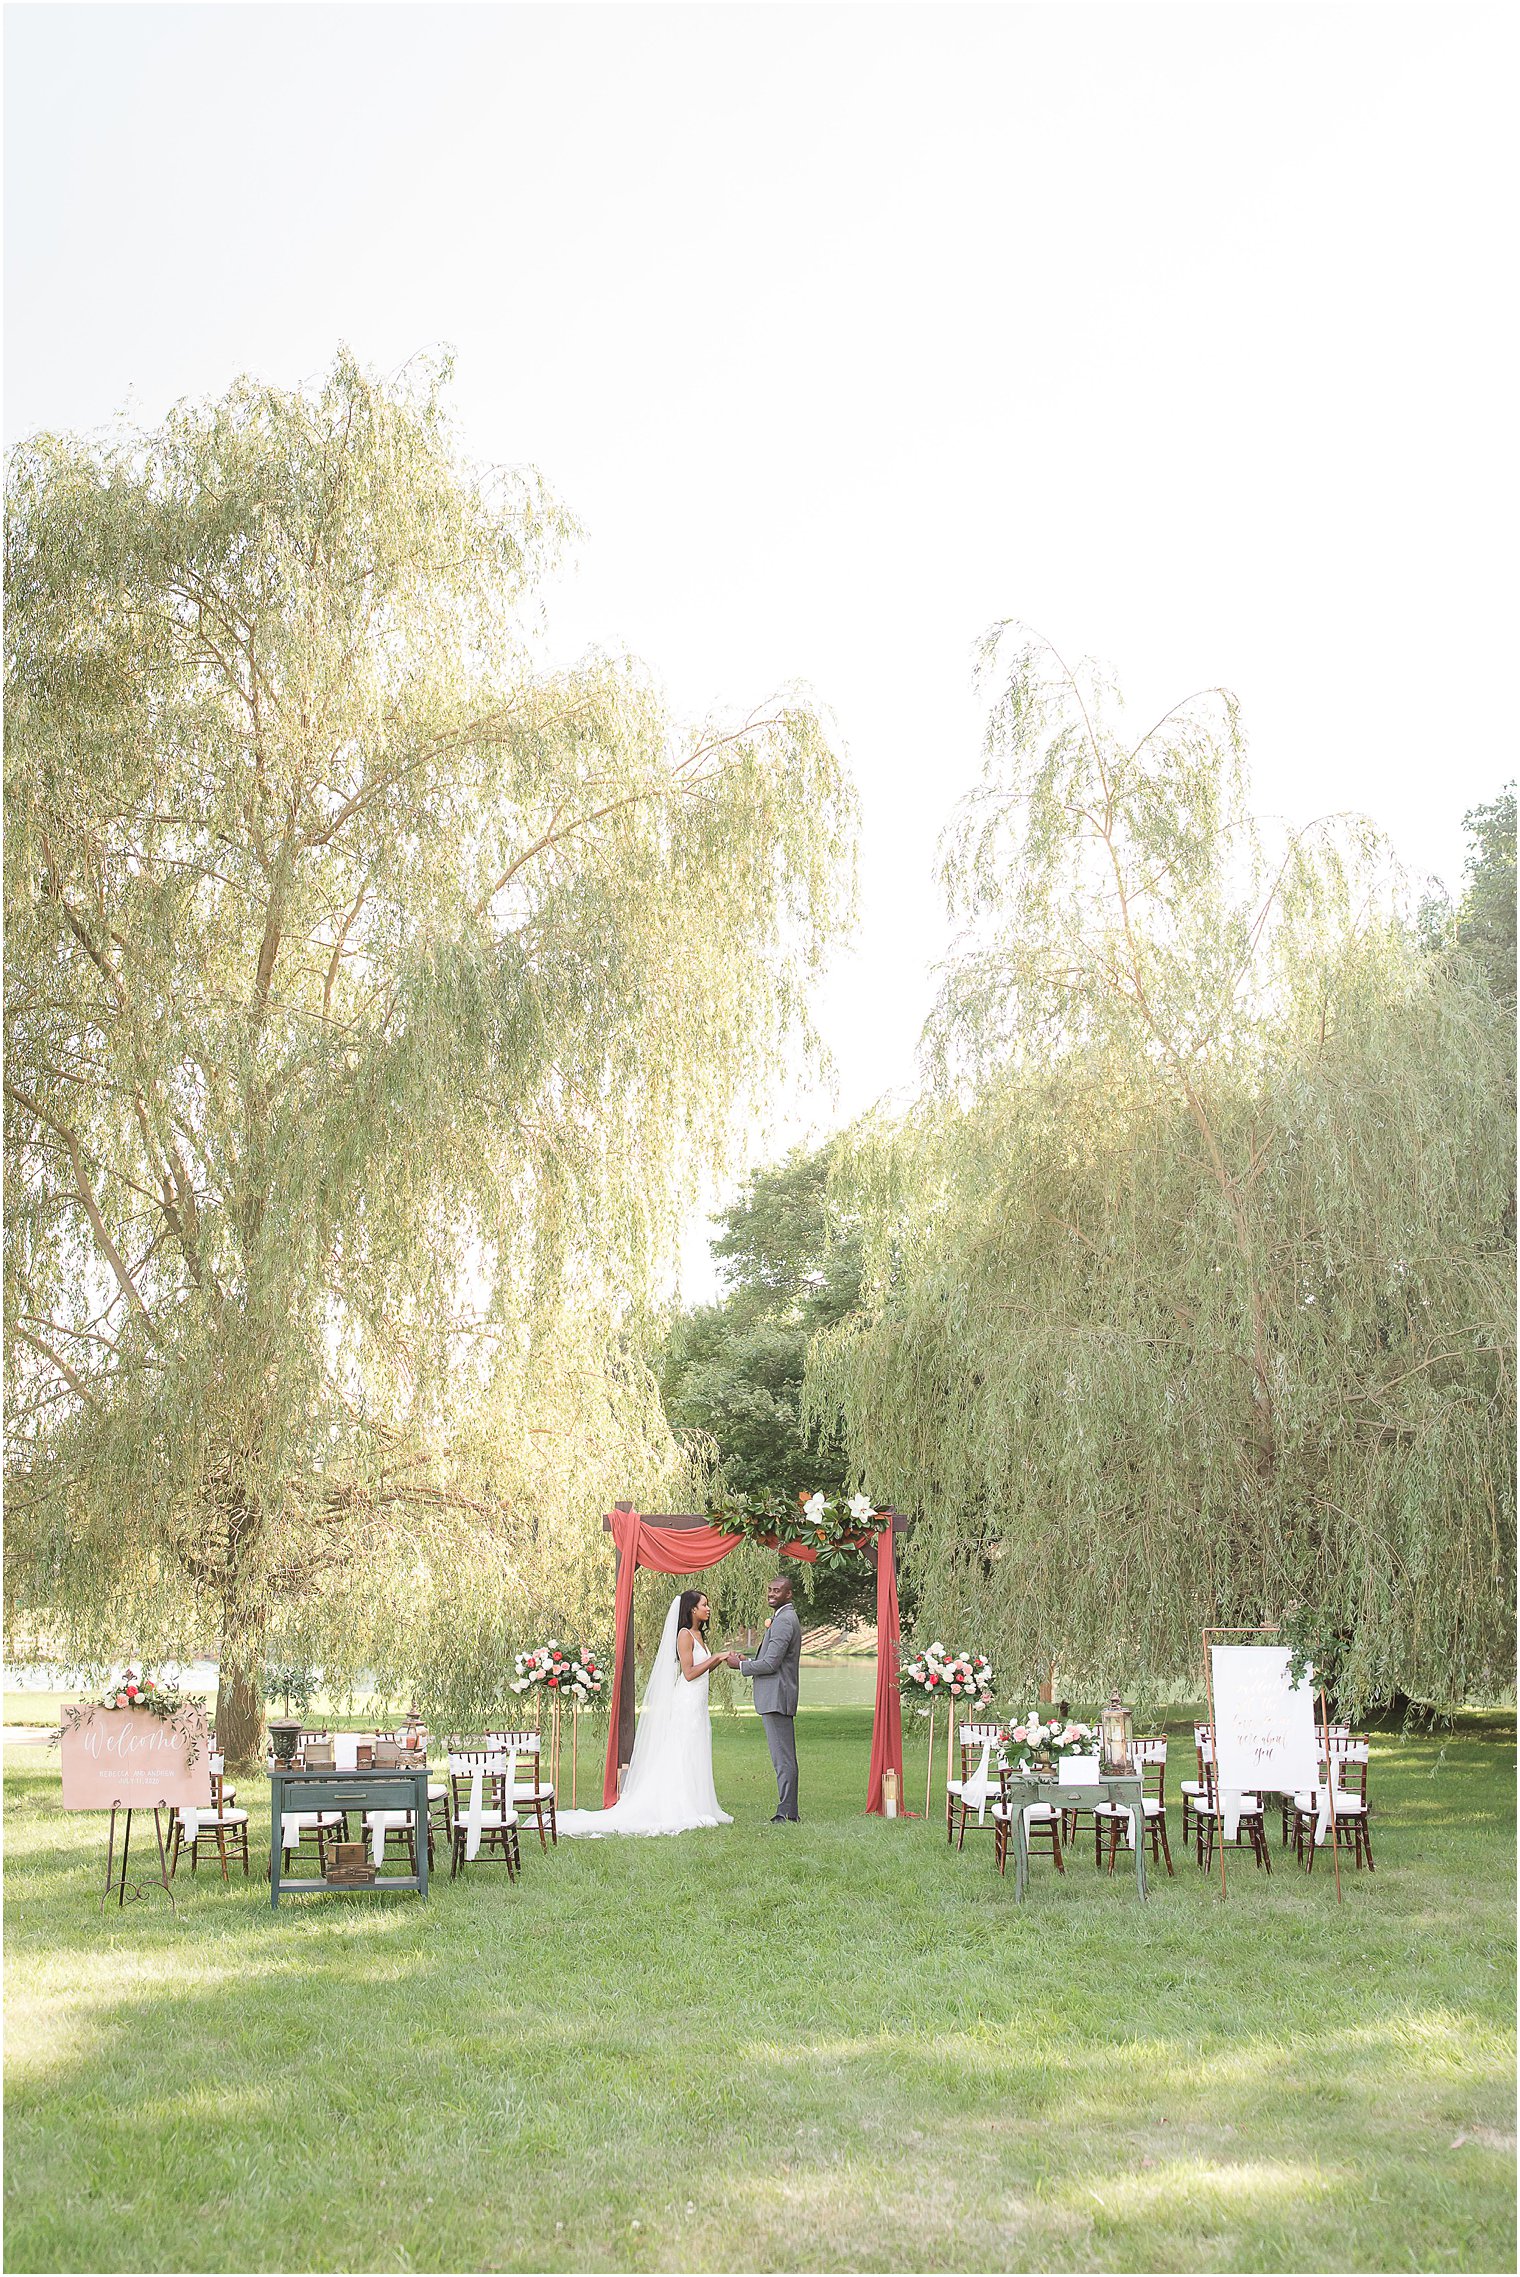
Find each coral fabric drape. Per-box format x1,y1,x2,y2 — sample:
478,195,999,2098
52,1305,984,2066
866,1521,906,1816
601,1508,904,1813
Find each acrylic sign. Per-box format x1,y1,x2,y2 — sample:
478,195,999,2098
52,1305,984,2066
1209,1643,1320,1796
59,1705,213,1811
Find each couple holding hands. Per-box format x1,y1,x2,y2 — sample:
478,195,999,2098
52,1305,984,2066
555,1575,802,1838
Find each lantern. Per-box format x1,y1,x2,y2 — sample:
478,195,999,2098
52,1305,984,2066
882,1768,899,1820
1099,1692,1134,1775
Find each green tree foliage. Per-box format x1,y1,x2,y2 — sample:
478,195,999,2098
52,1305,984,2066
4,352,857,1760
659,1146,876,1625
808,628,1514,1712
1453,786,1516,1006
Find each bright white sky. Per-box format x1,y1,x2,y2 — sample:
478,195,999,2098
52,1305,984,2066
5,2,1515,1298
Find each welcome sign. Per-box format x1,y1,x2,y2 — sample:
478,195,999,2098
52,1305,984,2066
59,1705,212,1811
1210,1643,1320,1795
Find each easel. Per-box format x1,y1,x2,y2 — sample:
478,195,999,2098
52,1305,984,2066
100,1799,177,1915
1202,1625,1341,1903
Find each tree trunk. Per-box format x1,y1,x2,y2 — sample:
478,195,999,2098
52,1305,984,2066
217,1597,269,1770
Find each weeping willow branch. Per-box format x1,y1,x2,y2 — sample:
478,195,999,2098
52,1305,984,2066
807,627,1514,1713
4,348,859,1760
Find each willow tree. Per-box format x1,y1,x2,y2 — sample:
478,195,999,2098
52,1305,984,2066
808,627,1514,1711
4,351,856,1759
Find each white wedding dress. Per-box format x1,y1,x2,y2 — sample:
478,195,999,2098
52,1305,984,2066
556,1597,732,1838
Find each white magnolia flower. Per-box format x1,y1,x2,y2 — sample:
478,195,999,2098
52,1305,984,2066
847,1494,874,1521
803,1492,828,1523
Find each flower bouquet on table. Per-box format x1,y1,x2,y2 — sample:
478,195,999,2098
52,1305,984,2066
1001,1712,1096,1779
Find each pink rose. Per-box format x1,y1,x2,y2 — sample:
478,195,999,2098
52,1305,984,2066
116,1693,130,1708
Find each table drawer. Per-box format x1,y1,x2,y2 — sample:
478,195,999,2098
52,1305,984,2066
275,1777,422,1813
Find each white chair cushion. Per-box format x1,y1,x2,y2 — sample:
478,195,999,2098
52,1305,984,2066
427,1783,446,1801
284,1811,344,1831
192,1810,248,1829
455,1809,515,1831
1296,1791,1364,1814
1022,1802,1058,1821
512,1783,553,1801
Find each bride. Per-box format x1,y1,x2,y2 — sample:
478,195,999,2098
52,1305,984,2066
555,1590,733,1838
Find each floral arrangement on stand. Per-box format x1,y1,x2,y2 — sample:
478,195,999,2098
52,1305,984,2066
57,1664,208,1769
1002,1711,1096,1776
899,1642,997,1818
705,1489,887,1572
899,1642,996,1710
509,1641,606,1807
510,1642,606,1708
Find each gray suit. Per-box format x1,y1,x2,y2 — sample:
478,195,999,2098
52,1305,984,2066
740,1602,802,1820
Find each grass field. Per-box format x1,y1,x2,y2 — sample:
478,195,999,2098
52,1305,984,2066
4,1705,1514,2274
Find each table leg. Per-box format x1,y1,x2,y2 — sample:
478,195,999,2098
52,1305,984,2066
416,1777,430,1898
1134,1810,1148,1901
1014,1809,1029,1901
269,1787,282,1909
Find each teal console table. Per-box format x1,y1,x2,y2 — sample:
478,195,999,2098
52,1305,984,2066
268,1763,431,1906
999,1773,1148,1901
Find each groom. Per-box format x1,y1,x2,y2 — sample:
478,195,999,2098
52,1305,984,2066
726,1575,802,1822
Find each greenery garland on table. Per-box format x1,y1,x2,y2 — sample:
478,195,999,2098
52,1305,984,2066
704,1489,889,1573
56,1666,208,1771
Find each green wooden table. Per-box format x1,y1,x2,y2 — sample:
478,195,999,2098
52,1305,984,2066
999,1772,1149,1901
268,1764,431,1906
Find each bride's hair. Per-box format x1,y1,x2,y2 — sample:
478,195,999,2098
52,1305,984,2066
677,1588,709,1635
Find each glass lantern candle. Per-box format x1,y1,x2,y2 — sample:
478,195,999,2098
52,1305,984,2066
1099,1693,1134,1775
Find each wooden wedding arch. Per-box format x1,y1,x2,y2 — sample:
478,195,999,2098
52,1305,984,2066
600,1505,911,1813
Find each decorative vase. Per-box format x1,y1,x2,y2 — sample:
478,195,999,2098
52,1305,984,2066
267,1718,301,1766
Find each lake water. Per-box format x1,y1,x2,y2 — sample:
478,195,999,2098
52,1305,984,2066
6,1655,883,1711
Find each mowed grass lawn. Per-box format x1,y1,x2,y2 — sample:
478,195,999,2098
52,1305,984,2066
4,1705,1514,2275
